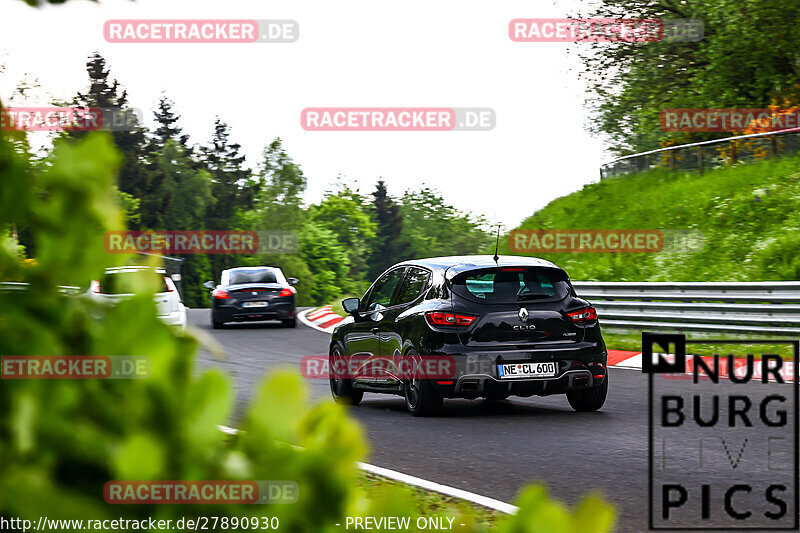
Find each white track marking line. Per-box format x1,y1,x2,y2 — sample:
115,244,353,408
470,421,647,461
217,425,517,514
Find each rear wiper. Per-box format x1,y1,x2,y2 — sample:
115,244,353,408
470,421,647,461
517,293,550,301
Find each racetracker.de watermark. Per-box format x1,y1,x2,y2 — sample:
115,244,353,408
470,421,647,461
1,356,150,379
661,108,800,132
104,230,298,254
103,481,298,504
509,229,704,254
302,355,457,380
104,19,298,43
300,107,495,131
509,18,703,43
0,107,142,132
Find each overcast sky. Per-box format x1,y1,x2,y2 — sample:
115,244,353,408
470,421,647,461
1,0,608,229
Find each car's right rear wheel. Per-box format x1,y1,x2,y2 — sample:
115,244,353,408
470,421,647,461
282,317,297,328
404,351,443,416
567,373,608,412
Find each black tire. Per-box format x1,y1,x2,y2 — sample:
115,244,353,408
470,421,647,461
329,347,363,405
404,351,443,416
567,373,608,412
282,317,297,328
211,313,225,329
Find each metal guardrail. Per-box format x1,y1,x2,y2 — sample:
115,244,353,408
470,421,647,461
600,127,800,179
573,281,800,335
1,282,83,295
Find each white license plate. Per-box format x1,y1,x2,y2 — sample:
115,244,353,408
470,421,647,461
242,301,268,308
498,362,557,379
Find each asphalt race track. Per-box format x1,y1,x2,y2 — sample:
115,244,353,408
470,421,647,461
191,309,796,533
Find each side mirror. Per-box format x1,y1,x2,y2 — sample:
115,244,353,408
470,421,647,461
287,277,299,286
341,297,360,315
203,280,215,290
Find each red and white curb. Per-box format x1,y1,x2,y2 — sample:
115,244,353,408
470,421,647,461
299,305,345,333
218,425,517,514
608,349,795,381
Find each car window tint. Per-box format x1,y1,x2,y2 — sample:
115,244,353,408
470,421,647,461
364,268,405,310
394,267,429,305
453,268,569,303
229,269,277,284
100,270,169,294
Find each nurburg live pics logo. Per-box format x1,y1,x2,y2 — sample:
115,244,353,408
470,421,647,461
644,332,799,530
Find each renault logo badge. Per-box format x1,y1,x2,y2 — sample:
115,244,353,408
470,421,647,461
518,307,529,322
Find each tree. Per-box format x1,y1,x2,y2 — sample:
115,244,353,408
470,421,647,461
576,0,800,155
368,180,410,278
400,187,493,258
201,118,258,273
69,53,151,225
253,138,306,230
298,222,354,304
310,184,376,283
151,94,190,150
202,118,254,228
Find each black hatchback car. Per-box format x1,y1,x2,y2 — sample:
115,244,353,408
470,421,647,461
204,266,298,328
329,255,608,416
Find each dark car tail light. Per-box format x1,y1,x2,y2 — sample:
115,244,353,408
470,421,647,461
278,288,294,297
212,289,230,299
567,306,597,323
425,311,477,327
589,362,606,378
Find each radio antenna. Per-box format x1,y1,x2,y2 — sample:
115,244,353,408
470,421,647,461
493,225,501,264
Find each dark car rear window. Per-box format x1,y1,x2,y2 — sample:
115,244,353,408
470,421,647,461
451,267,570,304
229,269,277,285
100,270,169,294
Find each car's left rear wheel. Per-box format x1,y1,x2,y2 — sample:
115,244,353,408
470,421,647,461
403,351,443,417
329,346,363,405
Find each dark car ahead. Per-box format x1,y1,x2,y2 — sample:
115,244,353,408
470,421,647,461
329,255,608,416
205,266,298,329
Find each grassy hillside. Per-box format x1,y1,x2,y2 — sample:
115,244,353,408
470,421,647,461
497,155,800,282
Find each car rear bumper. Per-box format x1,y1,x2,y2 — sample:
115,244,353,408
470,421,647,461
212,302,295,323
425,344,607,399
443,369,604,398
158,307,187,329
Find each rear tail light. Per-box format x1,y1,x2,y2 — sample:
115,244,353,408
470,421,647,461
425,311,477,327
164,277,174,292
589,362,606,378
212,289,230,300
567,306,597,323
278,288,294,297
91,280,101,293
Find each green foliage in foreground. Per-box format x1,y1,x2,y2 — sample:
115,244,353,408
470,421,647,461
0,130,615,531
499,156,800,282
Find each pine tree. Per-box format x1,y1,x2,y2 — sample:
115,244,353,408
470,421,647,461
69,52,150,229
151,95,190,150
369,180,410,278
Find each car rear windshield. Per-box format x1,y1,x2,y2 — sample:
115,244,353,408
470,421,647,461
229,268,278,285
450,267,570,304
100,270,169,294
